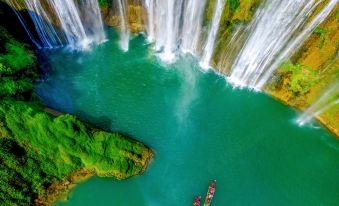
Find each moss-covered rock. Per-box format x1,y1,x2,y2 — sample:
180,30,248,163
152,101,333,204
0,100,152,206
0,18,153,206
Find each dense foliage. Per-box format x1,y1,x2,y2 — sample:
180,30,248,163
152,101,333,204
0,26,36,99
0,100,149,205
0,25,151,206
98,0,112,8
278,61,318,95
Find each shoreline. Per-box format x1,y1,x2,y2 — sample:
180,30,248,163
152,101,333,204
36,148,153,206
268,91,339,138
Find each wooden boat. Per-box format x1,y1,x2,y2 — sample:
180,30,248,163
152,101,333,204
203,180,216,206
193,196,201,206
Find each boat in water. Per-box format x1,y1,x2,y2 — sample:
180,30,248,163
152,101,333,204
204,180,216,206
193,196,201,206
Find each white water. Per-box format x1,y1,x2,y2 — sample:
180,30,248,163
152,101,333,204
297,83,339,126
116,0,130,52
7,0,106,49
228,0,337,90
49,0,88,48
200,0,225,70
144,0,207,63
145,0,155,42
77,0,106,44
181,0,207,55
155,0,184,62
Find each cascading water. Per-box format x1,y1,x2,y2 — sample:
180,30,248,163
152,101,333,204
228,0,338,91
154,0,184,62
116,0,130,52
24,0,64,49
77,0,106,44
200,0,225,70
181,0,207,55
216,25,248,74
6,0,106,49
48,0,88,48
6,0,337,83
297,83,339,126
144,0,155,42
144,0,208,62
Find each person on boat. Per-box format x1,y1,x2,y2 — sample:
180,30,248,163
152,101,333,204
204,180,216,205
193,196,201,206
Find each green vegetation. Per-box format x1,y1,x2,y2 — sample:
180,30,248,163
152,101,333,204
98,0,112,8
268,7,338,100
267,8,338,135
0,100,151,205
229,0,240,13
313,27,329,49
0,27,36,99
278,62,319,95
0,25,151,205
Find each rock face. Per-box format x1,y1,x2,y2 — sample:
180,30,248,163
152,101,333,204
101,1,146,33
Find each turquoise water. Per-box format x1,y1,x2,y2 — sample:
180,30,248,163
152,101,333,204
36,29,339,206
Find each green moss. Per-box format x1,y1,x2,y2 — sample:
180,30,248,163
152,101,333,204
0,42,35,70
229,0,240,12
278,62,319,95
0,21,151,206
0,100,151,205
313,27,329,49
98,0,112,8
0,77,33,97
0,26,36,99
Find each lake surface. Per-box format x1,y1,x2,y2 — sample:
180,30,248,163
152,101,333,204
36,29,339,206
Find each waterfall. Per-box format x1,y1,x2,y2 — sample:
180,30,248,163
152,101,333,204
48,0,88,48
144,0,208,62
24,0,64,49
155,0,184,62
144,0,227,64
116,0,130,52
144,0,155,42
200,0,225,70
77,0,106,44
297,83,339,126
161,0,177,61
6,0,106,49
181,0,207,55
228,0,337,91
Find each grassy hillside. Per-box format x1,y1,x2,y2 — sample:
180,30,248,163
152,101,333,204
0,26,152,206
